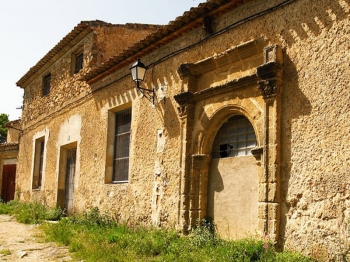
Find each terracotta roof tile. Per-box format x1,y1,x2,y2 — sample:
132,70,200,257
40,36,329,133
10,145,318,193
0,142,19,148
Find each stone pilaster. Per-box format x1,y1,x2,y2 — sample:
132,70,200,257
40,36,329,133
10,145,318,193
189,154,211,226
256,45,283,241
174,78,196,232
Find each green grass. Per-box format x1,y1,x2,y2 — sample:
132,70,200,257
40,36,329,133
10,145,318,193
0,199,65,223
0,249,11,256
0,201,312,261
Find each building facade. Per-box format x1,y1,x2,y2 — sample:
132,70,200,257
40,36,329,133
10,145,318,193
15,0,350,260
0,120,20,202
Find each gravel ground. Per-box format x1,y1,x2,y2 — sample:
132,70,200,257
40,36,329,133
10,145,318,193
0,214,72,261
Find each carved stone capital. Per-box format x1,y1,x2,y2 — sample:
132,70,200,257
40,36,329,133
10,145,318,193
177,104,194,118
257,80,277,99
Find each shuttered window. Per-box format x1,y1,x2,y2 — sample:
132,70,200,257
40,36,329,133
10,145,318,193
212,115,256,158
113,109,131,182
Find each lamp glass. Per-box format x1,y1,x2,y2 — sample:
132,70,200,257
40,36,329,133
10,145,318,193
130,59,147,82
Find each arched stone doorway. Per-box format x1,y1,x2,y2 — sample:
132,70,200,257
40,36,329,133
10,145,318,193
174,44,283,242
207,115,258,239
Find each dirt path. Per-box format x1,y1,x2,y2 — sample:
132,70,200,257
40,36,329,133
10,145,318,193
0,215,72,261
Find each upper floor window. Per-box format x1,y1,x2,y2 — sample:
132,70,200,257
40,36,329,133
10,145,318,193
211,115,256,158
74,52,84,74
43,73,51,96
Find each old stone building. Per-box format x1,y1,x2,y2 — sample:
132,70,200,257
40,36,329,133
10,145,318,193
0,120,20,202
15,0,350,260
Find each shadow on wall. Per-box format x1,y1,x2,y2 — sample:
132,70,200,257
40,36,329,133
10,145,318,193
206,159,224,217
92,83,137,111
90,71,181,139
278,53,312,249
278,0,350,252
148,71,180,139
280,0,349,48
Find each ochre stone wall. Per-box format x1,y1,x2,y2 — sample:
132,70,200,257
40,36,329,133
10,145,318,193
21,24,158,128
16,0,350,260
278,1,350,258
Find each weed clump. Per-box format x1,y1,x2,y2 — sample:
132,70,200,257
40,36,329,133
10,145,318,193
0,249,11,256
70,207,113,227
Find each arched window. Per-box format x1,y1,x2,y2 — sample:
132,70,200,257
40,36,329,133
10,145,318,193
211,115,256,158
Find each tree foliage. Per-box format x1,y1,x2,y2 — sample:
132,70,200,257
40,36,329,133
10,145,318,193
0,113,9,143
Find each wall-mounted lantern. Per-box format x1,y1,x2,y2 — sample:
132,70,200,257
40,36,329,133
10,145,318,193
130,58,154,105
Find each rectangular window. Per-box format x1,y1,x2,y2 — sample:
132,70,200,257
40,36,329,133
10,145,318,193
75,52,84,74
113,108,131,182
32,138,45,189
43,73,51,96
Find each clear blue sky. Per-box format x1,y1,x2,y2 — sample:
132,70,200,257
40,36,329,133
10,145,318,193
0,0,202,121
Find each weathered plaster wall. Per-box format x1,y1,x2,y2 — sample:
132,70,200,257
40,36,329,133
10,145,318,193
5,121,20,143
277,1,350,259
2,159,17,165
16,0,350,259
208,156,258,239
215,0,350,259
132,0,350,258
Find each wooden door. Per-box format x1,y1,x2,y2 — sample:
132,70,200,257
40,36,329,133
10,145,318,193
65,149,76,214
1,164,16,202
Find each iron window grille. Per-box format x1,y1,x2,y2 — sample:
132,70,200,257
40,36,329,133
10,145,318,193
112,108,131,182
212,115,256,158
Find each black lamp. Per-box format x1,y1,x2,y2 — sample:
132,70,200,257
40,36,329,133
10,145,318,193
130,59,154,104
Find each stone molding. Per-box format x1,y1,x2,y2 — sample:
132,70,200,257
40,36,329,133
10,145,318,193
174,92,195,118
251,146,264,161
257,80,277,99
